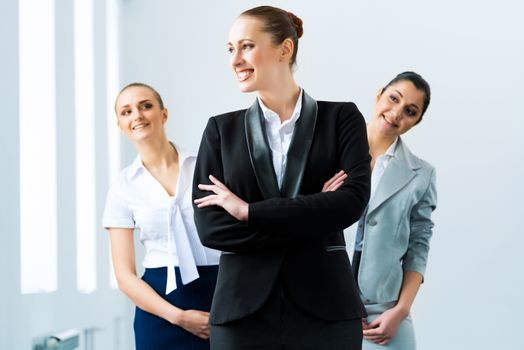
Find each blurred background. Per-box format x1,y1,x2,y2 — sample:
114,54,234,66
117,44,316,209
1,0,523,349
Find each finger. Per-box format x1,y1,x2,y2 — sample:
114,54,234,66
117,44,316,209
196,332,209,340
367,319,381,329
378,338,390,345
363,335,384,342
323,175,337,189
325,181,341,192
209,175,226,189
327,178,345,191
195,197,220,208
331,174,348,186
363,328,383,336
198,184,220,193
194,195,218,204
323,170,344,189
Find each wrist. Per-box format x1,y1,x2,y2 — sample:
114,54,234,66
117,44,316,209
169,308,184,326
244,203,249,221
241,203,249,221
393,304,410,319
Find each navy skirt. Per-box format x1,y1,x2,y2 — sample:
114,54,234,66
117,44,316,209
134,266,218,350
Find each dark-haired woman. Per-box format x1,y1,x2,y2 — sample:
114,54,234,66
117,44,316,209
192,6,370,350
103,83,220,350
351,72,437,349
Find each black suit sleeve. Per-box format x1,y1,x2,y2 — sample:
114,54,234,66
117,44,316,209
193,117,283,253
248,103,371,236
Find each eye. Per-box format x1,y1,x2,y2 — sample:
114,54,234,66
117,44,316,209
120,109,131,117
227,46,235,54
389,94,399,103
405,108,417,117
241,43,254,51
140,103,153,110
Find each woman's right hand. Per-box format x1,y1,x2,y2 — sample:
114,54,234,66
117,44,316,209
322,170,348,192
176,309,211,339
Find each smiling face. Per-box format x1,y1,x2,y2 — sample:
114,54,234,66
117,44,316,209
227,16,290,93
114,86,167,143
372,80,426,138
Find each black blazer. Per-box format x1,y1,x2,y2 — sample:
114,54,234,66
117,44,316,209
193,92,371,324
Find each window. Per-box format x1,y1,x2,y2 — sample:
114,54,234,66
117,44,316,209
19,0,57,294
74,0,96,293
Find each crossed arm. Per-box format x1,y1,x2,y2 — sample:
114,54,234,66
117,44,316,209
192,111,370,252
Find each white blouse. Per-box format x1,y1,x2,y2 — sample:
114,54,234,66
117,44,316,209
103,144,220,294
258,89,303,188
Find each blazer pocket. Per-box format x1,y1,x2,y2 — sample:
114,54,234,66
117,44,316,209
221,251,237,255
325,245,347,253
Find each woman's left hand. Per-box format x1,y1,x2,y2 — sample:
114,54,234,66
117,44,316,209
362,306,407,345
195,175,249,221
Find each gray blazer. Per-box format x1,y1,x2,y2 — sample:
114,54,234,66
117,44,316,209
357,137,437,303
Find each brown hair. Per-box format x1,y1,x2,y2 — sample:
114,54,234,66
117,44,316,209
240,6,303,67
115,82,165,111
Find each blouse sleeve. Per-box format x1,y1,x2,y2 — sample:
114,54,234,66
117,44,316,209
102,181,135,229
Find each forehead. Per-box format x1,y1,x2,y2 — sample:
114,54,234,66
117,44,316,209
386,80,425,107
228,16,268,44
116,86,156,108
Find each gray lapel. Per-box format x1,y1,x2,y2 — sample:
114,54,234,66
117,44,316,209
244,101,280,199
367,138,421,215
280,91,318,198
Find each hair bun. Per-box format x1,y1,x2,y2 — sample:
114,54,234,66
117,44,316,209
287,12,303,38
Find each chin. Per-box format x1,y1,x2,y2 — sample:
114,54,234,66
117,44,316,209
238,82,256,93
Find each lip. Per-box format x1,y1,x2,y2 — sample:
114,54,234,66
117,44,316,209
132,122,149,131
383,116,399,127
236,68,254,82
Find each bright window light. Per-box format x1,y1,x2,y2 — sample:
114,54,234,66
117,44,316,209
19,0,57,294
75,0,97,293
106,0,121,290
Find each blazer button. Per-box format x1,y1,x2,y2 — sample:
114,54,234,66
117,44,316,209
367,219,377,226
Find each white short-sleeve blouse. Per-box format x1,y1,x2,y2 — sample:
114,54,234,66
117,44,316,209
103,144,220,294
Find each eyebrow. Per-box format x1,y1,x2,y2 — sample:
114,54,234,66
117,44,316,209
118,99,153,111
227,38,254,46
393,89,421,110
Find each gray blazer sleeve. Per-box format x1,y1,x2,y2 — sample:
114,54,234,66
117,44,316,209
402,167,437,277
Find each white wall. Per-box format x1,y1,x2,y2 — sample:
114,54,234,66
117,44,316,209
3,0,523,349
118,1,524,349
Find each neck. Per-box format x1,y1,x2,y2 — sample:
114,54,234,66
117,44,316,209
257,75,300,123
367,122,397,158
135,135,178,170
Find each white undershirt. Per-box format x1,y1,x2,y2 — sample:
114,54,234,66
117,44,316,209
354,137,398,251
257,89,303,188
370,137,399,199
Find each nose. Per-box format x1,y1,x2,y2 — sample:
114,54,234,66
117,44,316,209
132,108,143,121
230,48,243,68
392,105,403,122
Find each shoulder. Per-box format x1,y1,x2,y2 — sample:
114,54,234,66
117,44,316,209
211,109,247,125
315,100,366,132
316,100,364,119
399,139,436,179
317,100,359,113
108,157,141,194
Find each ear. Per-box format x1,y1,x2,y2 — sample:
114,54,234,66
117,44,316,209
115,117,123,130
375,87,384,103
279,38,294,62
162,108,168,123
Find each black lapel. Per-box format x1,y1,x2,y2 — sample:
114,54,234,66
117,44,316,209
280,91,318,198
244,101,280,199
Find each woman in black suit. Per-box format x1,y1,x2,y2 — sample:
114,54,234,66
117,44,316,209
192,6,371,350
